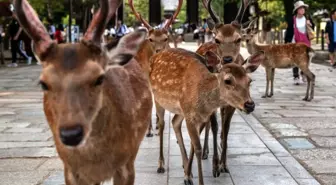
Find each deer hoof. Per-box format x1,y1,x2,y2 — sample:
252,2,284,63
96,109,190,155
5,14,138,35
213,168,221,178
302,97,309,101
146,133,154,137
157,167,165,173
202,151,209,160
155,125,159,130
261,95,267,98
184,178,194,185
267,94,273,97
219,164,230,173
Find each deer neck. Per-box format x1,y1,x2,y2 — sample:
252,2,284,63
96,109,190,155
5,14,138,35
200,74,227,112
248,34,264,54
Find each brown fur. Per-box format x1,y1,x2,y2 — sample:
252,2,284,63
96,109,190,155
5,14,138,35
150,48,255,185
14,0,153,185
197,0,261,174
245,31,316,101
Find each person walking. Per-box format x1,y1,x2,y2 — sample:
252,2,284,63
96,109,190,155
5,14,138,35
115,20,128,39
325,9,336,68
54,24,65,44
7,14,32,67
284,1,315,85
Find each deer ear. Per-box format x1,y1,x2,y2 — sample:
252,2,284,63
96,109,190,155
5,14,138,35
107,29,147,65
243,51,265,73
204,51,221,68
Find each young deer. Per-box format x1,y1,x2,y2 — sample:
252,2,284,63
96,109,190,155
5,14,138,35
14,0,152,184
196,0,257,173
150,48,262,185
243,20,316,101
129,0,183,136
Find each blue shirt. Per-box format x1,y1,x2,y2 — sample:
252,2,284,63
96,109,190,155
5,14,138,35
334,21,336,42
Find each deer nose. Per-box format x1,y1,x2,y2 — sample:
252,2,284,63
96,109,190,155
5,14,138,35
244,101,255,113
60,125,84,146
223,56,233,63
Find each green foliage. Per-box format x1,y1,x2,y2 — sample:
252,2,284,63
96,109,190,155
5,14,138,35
124,0,150,26
258,0,286,29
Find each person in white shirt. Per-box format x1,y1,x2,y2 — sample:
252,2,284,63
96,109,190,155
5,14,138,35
284,1,315,85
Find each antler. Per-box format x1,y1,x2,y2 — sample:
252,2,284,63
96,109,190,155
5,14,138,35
207,0,220,24
84,0,121,45
128,0,151,29
202,0,208,9
164,0,183,29
233,0,254,25
14,0,54,58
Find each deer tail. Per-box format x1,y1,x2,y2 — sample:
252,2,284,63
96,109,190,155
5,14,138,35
307,47,315,63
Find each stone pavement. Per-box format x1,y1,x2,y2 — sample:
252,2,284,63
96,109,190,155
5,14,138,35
0,43,323,185
239,47,336,185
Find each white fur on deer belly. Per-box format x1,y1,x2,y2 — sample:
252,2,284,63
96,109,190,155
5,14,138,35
154,95,182,114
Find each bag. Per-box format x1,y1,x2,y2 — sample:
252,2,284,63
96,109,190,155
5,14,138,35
306,25,315,40
293,16,311,47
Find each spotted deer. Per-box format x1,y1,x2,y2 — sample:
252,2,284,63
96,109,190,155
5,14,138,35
13,0,152,184
196,0,258,173
243,19,316,101
128,0,183,137
151,47,262,185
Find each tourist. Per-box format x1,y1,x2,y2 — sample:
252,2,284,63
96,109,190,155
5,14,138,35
284,1,315,85
325,9,336,68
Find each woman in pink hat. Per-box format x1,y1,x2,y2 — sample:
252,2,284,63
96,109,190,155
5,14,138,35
284,1,315,85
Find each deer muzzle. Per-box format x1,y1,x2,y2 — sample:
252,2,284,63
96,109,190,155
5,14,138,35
244,101,255,113
59,125,84,147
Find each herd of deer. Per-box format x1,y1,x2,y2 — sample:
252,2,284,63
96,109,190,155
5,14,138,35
12,0,316,184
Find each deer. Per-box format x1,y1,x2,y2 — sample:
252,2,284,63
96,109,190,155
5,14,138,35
195,0,258,174
150,47,263,185
128,0,183,137
242,19,316,101
13,0,153,185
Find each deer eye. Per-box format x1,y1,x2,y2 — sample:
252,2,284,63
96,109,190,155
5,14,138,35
236,38,241,44
149,38,154,42
39,81,49,91
94,75,105,86
224,79,232,85
215,39,221,44
163,38,168,42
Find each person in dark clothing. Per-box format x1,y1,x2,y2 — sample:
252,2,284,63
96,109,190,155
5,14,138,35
284,1,315,85
325,9,336,68
8,14,31,67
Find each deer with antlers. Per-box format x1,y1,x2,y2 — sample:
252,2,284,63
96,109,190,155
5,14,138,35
150,46,262,184
128,0,183,137
13,0,153,184
242,19,316,101
195,0,259,174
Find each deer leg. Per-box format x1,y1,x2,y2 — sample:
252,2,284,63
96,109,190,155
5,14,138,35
185,142,194,185
156,102,166,173
185,122,205,185
268,68,275,97
220,106,235,173
146,118,154,137
202,121,210,160
172,114,189,171
210,113,220,178
64,166,90,185
113,162,135,185
155,114,160,129
301,67,315,101
262,68,271,98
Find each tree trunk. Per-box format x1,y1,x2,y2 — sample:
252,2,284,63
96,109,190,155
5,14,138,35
283,0,294,26
224,2,238,24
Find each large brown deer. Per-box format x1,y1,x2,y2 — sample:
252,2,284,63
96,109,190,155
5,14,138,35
151,47,262,185
196,0,257,173
14,0,152,184
243,20,316,101
128,0,183,137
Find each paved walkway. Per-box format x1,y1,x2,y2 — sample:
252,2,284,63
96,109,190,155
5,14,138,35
0,43,324,185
